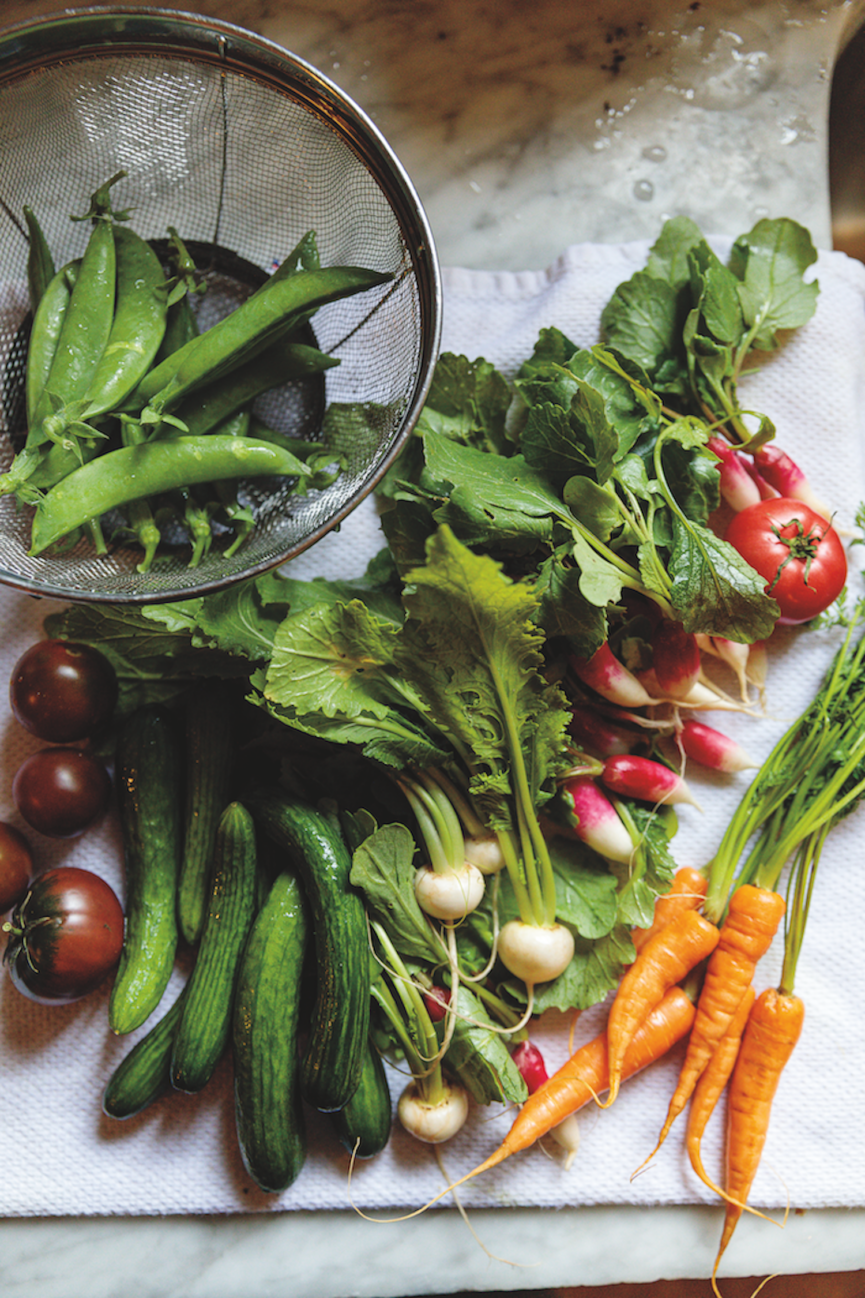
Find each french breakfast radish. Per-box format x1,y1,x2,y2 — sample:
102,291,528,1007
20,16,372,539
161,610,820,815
559,776,634,863
569,643,654,709
706,437,762,512
651,620,701,701
601,754,700,809
751,443,832,521
511,1039,581,1167
678,719,758,775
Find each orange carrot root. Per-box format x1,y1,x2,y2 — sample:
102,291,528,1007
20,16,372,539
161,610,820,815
631,866,708,954
604,908,719,1106
711,986,805,1291
649,885,786,1148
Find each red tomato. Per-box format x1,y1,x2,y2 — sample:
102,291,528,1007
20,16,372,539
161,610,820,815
3,866,124,1003
725,498,847,625
12,747,111,839
9,639,117,743
0,822,33,912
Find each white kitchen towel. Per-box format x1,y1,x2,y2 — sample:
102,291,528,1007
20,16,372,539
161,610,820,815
2,238,865,1217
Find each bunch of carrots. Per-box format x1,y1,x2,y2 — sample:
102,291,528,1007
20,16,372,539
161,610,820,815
431,606,865,1293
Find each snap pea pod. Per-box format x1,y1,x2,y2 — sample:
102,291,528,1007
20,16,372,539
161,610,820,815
28,199,117,447
174,339,339,438
134,264,391,418
29,433,317,555
79,224,169,420
23,206,56,311
24,259,79,429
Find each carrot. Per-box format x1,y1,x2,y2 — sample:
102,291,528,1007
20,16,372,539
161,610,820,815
632,866,708,953
711,986,805,1295
685,984,756,1196
604,907,719,1106
462,986,696,1184
646,884,785,1146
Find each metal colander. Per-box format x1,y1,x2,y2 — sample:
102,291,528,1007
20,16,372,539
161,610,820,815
0,7,441,604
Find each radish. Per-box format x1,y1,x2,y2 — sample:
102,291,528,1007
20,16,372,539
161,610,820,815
511,1039,581,1167
709,636,751,702
740,455,780,501
464,833,507,876
398,1078,470,1145
651,619,701,701
424,985,451,1022
399,771,486,920
497,918,575,988
559,775,635,863
752,443,833,522
678,718,758,774
601,754,701,808
569,705,637,758
569,643,654,709
414,862,485,920
707,437,761,512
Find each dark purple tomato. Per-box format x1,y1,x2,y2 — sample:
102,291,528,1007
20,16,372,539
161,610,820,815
0,822,33,912
9,639,117,743
3,865,124,1003
12,747,111,839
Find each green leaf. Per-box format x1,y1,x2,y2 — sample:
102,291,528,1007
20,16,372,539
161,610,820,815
441,983,528,1106
423,429,565,547
645,214,706,286
350,823,446,964
599,270,684,385
729,217,819,351
398,526,572,819
667,514,779,642
416,352,513,455
520,382,618,485
549,836,619,938
570,530,626,609
533,550,608,653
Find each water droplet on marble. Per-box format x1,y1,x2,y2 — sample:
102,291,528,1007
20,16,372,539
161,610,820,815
642,145,667,163
633,179,654,202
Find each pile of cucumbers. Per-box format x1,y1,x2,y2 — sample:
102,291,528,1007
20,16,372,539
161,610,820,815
6,172,392,570
102,691,391,1193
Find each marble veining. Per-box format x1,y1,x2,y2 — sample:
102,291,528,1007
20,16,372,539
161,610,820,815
1,1,865,1295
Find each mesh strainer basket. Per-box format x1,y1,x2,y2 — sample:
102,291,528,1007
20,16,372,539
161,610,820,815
0,6,441,604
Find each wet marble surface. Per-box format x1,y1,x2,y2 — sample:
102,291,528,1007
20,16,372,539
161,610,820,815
1,1,865,1294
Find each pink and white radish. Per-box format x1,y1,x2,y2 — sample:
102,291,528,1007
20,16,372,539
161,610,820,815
707,437,762,512
559,775,635,863
751,443,833,522
569,706,636,758
677,718,758,774
651,619,701,701
600,753,701,808
569,643,654,709
511,1039,581,1168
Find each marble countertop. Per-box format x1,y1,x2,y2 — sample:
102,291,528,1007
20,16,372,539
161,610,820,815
2,1,865,1295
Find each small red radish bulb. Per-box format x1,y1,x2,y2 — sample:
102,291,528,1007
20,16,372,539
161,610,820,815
560,776,635,863
601,754,701,809
511,1039,581,1167
678,719,758,774
569,643,654,709
651,620,701,701
752,444,833,522
707,437,761,512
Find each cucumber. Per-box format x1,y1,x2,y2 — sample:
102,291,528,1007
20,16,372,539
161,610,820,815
102,983,189,1119
177,681,236,947
171,801,258,1093
330,1032,392,1159
110,705,183,1035
247,787,371,1112
233,869,308,1193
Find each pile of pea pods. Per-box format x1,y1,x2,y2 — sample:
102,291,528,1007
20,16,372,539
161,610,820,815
2,171,392,571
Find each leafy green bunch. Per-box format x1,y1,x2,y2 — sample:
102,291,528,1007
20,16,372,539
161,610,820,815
380,216,820,658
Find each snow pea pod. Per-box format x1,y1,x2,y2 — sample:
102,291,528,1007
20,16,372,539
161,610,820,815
80,225,169,420
175,338,338,438
136,264,391,418
25,259,79,428
28,213,116,447
29,434,316,555
23,206,56,311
